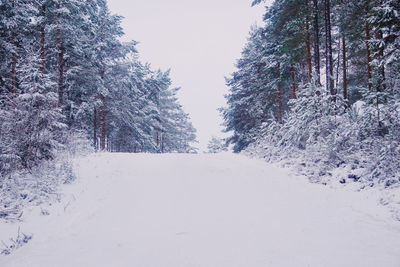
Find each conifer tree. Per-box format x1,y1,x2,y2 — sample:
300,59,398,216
0,0,198,176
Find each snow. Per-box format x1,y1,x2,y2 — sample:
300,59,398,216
1,153,400,267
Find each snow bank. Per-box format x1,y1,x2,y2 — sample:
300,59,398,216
244,142,400,222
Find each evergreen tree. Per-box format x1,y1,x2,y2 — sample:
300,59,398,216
0,0,198,176
223,0,400,182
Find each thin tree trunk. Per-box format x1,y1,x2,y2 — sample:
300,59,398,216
9,0,17,96
11,52,17,95
93,107,98,151
365,20,373,91
312,0,321,85
107,139,111,152
376,29,386,93
324,0,335,96
39,4,46,74
291,65,298,99
9,0,18,97
99,94,107,151
336,39,341,88
57,27,65,106
276,63,284,124
160,133,164,153
276,88,284,124
156,132,160,152
306,19,313,83
375,27,385,134
342,37,348,100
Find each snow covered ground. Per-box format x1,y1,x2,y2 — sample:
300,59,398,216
1,153,400,267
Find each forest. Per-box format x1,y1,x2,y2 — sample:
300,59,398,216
1,0,400,263
0,0,197,179
222,0,400,184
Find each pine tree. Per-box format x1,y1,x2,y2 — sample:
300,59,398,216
9,50,65,169
223,0,400,182
0,0,198,177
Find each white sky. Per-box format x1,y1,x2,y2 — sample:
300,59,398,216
107,0,271,151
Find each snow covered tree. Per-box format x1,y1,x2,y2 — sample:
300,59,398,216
16,52,65,168
1,50,64,172
224,0,400,183
207,137,228,153
158,84,197,153
0,0,197,176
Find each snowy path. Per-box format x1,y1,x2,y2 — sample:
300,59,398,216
1,153,400,267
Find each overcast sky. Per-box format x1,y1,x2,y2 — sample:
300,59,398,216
107,0,270,151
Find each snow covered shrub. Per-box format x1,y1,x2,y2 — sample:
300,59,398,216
356,99,400,183
257,83,347,160
0,51,94,222
246,81,400,185
207,137,228,153
0,129,92,222
0,109,21,179
1,227,32,256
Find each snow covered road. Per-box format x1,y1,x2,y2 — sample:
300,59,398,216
1,153,400,267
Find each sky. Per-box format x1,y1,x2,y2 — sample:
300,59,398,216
107,0,271,151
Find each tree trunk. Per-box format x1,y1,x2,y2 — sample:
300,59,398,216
156,131,160,152
11,52,17,95
365,19,373,91
324,0,335,96
276,88,284,124
291,65,298,99
99,95,107,151
93,107,98,151
306,19,313,83
39,4,46,74
107,139,111,152
57,27,65,106
9,1,17,95
342,37,348,100
312,0,321,85
336,39,341,88
9,3,18,96
160,133,164,153
276,63,284,124
375,27,386,134
376,29,386,93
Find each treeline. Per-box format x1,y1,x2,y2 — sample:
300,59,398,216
0,0,197,176
223,0,399,182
